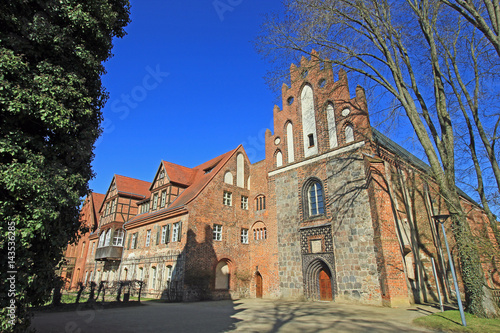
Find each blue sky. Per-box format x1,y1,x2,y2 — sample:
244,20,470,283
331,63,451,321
90,0,283,194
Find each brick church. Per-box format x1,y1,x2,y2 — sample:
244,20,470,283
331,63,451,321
61,53,500,307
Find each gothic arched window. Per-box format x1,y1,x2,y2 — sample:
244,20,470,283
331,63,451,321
304,179,325,217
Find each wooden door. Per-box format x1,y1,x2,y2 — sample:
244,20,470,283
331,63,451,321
319,269,332,301
256,273,263,298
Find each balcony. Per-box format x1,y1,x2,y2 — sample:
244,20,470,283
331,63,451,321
95,246,123,261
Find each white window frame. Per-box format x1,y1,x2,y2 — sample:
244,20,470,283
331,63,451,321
131,233,138,249
241,228,248,244
223,191,232,206
145,229,151,247
104,229,111,246
172,222,180,242
151,266,157,289
213,224,222,241
241,196,248,210
160,191,167,208
152,193,158,210
161,225,169,244
113,229,125,246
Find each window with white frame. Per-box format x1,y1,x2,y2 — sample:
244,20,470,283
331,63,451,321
241,196,248,210
241,228,248,244
160,191,167,208
104,229,111,246
152,193,158,210
131,233,138,249
161,225,171,244
105,202,110,216
98,231,106,247
113,229,124,246
145,229,151,247
172,222,181,242
91,242,96,254
307,180,325,216
213,224,222,241
167,265,173,280
151,266,157,289
223,191,232,206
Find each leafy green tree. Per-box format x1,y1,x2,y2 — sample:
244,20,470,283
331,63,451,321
0,1,130,331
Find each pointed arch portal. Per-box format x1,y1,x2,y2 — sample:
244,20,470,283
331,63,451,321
304,258,335,301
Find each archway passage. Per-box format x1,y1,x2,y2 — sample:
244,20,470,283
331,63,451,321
319,269,333,301
256,273,263,298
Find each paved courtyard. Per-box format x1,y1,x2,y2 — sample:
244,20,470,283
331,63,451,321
31,298,439,332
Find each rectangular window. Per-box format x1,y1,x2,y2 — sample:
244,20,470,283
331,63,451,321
81,242,86,257
161,224,171,244
241,196,248,210
152,193,158,210
213,224,222,241
131,233,138,249
105,202,110,216
223,191,232,206
308,133,315,147
111,199,115,213
172,222,181,242
91,242,96,255
160,191,167,208
241,228,248,244
145,229,151,247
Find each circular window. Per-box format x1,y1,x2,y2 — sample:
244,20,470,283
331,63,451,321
274,137,281,145
287,96,294,105
342,108,351,117
318,78,326,88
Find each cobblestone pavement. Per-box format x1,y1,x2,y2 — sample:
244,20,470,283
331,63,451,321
31,298,439,332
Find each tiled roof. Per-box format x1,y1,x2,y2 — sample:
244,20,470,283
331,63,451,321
91,192,105,229
162,161,196,186
371,127,478,206
114,174,150,199
126,146,240,226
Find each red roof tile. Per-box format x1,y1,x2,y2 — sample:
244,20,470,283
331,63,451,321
162,161,196,186
126,146,241,226
114,174,150,199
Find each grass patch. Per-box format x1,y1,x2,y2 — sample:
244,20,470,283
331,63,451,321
413,310,500,332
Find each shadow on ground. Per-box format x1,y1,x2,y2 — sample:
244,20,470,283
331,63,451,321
31,298,438,333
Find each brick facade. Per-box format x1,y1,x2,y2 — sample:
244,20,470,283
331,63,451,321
62,53,500,308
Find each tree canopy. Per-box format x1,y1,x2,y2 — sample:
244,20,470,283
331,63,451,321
0,1,130,331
